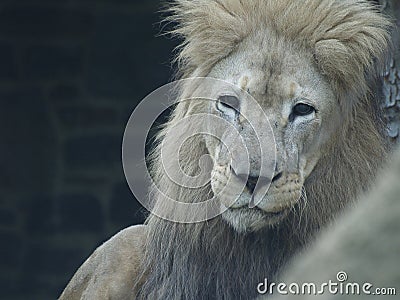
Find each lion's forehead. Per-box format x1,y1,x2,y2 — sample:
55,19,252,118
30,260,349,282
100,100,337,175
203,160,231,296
210,33,324,107
243,74,305,102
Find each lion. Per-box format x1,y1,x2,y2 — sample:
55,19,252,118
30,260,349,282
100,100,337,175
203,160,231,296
60,1,392,299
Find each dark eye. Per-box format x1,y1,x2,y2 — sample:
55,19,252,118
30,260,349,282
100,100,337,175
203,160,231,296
292,103,315,117
216,95,240,112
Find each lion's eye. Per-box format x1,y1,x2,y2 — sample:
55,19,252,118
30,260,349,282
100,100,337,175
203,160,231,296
292,103,315,117
216,95,240,113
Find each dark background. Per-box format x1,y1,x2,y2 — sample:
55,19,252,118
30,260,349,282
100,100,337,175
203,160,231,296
0,1,399,300
0,1,177,299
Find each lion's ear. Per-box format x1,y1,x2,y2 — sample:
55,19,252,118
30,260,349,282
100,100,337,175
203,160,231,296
313,10,392,95
315,39,354,81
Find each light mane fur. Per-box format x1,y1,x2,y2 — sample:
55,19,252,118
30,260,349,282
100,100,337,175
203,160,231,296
136,1,392,299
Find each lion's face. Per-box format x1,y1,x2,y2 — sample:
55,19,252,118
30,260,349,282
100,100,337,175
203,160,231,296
202,32,340,232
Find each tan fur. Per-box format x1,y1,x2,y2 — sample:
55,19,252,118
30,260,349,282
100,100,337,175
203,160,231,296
59,1,392,299
59,226,146,300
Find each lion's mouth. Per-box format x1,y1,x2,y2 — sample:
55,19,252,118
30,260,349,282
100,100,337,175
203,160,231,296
230,205,290,220
262,209,289,218
222,204,292,231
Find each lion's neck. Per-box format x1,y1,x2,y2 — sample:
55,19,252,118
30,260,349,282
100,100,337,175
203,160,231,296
137,218,308,299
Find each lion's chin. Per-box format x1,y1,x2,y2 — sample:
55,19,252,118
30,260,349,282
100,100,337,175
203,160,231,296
221,206,290,233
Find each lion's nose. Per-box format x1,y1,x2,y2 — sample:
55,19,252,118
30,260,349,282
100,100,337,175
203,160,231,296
272,171,283,183
245,175,260,193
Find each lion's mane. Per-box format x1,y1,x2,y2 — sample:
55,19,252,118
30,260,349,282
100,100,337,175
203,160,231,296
136,1,392,299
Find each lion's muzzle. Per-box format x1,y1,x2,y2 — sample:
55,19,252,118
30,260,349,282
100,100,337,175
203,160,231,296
213,163,303,218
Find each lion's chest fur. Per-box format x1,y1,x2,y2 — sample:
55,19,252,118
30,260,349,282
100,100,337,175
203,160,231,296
138,219,309,299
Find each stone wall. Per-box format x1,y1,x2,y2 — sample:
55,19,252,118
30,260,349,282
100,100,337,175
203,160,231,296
0,1,177,299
